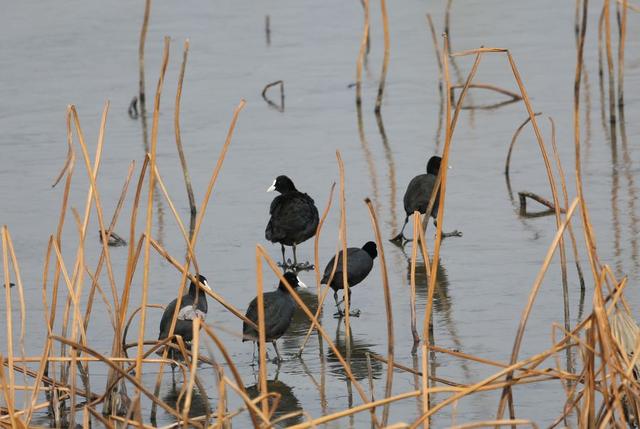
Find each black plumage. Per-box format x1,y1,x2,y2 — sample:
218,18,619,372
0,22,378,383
158,274,210,361
242,271,307,362
321,241,378,315
391,156,441,242
265,175,319,267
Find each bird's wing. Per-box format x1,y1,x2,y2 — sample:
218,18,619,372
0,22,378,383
403,174,436,214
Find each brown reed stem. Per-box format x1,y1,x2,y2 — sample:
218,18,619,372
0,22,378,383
364,197,394,425
138,0,151,114
136,35,170,386
174,39,197,240
410,213,420,347
355,0,370,106
374,0,390,113
255,247,268,417
336,150,351,338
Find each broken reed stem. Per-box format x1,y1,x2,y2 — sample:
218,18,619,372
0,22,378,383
374,0,390,113
364,197,394,425
336,150,351,339
355,0,370,106
450,83,523,101
174,38,197,240
136,35,170,385
504,113,542,192
1,228,16,414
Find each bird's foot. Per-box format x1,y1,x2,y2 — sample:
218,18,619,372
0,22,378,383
441,230,463,239
389,233,405,244
333,308,361,318
293,261,314,272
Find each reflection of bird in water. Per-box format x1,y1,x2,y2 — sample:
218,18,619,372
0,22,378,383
279,286,318,352
162,381,210,420
327,325,382,382
246,379,303,427
403,254,471,378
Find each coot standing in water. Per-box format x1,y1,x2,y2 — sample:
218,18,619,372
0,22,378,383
243,271,307,362
265,175,319,270
321,241,377,317
158,274,211,363
390,155,461,243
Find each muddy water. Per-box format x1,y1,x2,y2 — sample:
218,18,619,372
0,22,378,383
1,0,639,427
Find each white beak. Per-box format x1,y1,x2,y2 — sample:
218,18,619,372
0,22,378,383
202,280,212,291
267,179,276,192
448,165,452,170
297,277,308,289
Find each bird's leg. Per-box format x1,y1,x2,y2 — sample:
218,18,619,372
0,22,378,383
281,244,287,265
390,216,409,243
292,243,298,267
333,290,346,318
272,341,283,363
346,289,361,317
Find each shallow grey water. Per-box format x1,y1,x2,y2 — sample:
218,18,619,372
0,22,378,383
1,0,640,427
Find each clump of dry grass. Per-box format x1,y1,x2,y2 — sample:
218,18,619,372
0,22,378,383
1,0,640,427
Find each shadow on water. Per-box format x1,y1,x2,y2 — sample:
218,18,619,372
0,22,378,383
246,379,303,428
327,324,383,382
162,380,211,420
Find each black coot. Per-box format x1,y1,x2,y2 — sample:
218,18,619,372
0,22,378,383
158,274,210,361
265,175,319,269
391,156,441,243
242,271,307,362
320,241,377,317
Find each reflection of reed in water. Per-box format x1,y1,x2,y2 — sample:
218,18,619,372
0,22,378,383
406,256,470,377
162,382,210,420
246,379,303,427
327,326,383,382
356,98,380,210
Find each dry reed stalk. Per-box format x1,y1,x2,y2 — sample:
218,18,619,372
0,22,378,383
256,245,379,423
295,182,337,356
137,36,170,390
49,336,200,426
449,420,537,429
221,377,271,425
496,199,580,420
355,0,370,106
83,161,135,330
450,83,522,101
2,229,27,411
0,353,22,428
420,36,463,429
261,80,285,111
182,318,200,424
254,247,269,417
374,0,390,113
336,151,351,337
138,0,151,112
199,323,260,428
503,113,541,187
409,213,420,346
147,237,255,328
288,390,421,429
548,117,585,292
364,197,394,424
152,164,199,273
314,182,336,292
1,230,16,417
174,39,197,239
